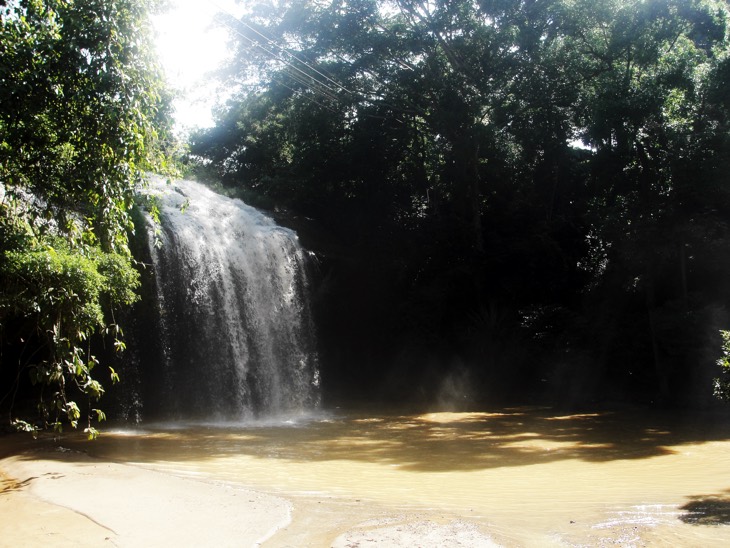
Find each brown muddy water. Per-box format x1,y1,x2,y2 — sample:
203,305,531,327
56,407,730,545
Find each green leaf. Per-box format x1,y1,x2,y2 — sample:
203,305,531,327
66,401,81,421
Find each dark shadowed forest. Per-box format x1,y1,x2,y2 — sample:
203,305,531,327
187,0,730,409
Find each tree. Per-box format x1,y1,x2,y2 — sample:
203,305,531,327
0,0,173,436
561,0,730,401
193,0,730,405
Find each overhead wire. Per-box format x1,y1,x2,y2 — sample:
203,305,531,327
216,17,341,98
200,25,335,115
204,0,351,104
202,0,419,123
231,12,358,96
191,2,434,135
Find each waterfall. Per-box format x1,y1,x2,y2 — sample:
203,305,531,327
137,177,320,420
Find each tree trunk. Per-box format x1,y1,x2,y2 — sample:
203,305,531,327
452,130,484,254
645,270,671,401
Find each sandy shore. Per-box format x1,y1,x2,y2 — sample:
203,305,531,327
0,438,498,547
0,448,292,547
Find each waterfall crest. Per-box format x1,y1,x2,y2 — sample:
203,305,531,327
140,178,320,420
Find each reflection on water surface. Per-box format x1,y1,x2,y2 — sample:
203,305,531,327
68,407,730,546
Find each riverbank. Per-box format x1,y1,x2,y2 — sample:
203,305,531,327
3,407,730,547
0,445,292,547
0,438,498,547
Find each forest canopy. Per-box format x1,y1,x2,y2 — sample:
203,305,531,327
3,0,729,422
190,0,730,406
0,0,173,435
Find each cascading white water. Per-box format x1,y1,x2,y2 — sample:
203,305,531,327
140,177,320,419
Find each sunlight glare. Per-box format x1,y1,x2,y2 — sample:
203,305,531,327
152,0,246,131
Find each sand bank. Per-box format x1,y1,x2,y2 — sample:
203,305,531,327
0,440,497,547
1,446,291,547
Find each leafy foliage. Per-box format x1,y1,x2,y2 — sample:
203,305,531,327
0,0,172,433
714,330,730,401
191,0,730,406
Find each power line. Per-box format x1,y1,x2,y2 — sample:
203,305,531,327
233,14,357,96
204,0,352,101
202,0,419,124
